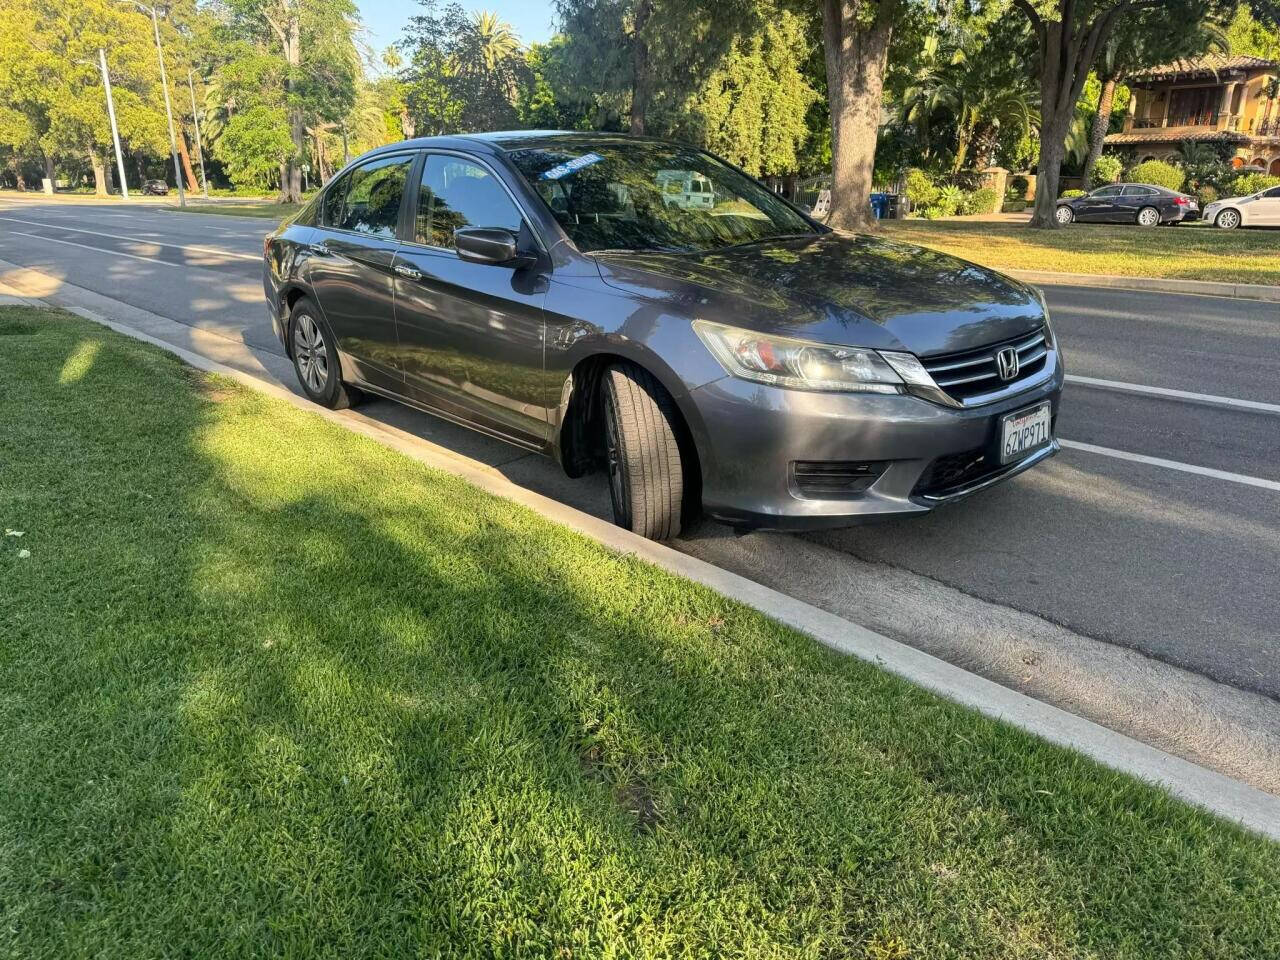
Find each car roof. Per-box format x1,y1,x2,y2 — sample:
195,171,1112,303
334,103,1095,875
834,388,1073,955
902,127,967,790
361,129,679,160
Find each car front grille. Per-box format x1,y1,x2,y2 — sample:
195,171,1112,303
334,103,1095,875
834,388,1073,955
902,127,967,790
920,328,1049,404
792,460,886,498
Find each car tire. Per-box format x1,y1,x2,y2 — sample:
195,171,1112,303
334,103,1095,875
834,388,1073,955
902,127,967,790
601,362,687,540
288,297,362,410
1136,206,1160,227
1215,209,1241,230
1054,205,1074,225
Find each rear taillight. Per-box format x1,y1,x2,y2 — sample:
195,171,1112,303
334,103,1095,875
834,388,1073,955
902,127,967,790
1174,196,1190,206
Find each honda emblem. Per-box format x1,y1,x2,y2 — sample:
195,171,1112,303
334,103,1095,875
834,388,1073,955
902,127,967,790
996,347,1020,381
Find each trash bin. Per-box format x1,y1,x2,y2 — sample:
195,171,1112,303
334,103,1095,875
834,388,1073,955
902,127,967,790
886,194,904,219
869,192,890,219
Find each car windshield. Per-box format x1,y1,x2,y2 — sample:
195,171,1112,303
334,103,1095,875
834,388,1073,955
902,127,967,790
506,140,816,254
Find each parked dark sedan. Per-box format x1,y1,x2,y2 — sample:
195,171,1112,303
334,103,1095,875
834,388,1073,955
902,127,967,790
1054,182,1198,226
141,179,169,196
264,132,1063,539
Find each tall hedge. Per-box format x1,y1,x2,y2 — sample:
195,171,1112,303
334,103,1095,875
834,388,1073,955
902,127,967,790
1128,160,1185,192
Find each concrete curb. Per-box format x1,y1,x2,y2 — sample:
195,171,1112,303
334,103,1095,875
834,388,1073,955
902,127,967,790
1006,269,1280,303
19,295,1280,843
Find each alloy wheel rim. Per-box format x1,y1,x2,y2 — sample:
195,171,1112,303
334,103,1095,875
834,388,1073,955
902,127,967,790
1220,211,1239,229
1139,208,1158,226
1056,207,1071,224
293,314,329,393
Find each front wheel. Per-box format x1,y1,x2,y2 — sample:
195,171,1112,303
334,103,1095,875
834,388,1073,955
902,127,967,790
1215,209,1241,230
1136,206,1160,227
1054,205,1074,225
601,363,688,540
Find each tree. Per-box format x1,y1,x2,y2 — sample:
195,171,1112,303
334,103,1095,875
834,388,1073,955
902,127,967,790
217,0,358,202
0,0,171,195
818,0,912,230
1009,0,1244,228
680,5,819,177
399,4,531,134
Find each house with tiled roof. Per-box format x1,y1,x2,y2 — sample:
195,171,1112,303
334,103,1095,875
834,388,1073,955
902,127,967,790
1105,54,1280,174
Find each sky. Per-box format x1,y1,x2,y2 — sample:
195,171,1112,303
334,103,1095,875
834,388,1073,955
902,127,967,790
356,0,559,60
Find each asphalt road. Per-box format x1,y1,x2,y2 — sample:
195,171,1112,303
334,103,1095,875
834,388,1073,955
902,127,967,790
3,199,1278,701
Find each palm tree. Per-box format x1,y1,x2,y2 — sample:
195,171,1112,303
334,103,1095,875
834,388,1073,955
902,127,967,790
461,12,521,77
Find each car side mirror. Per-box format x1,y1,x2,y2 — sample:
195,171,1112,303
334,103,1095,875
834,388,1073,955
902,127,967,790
455,227,535,267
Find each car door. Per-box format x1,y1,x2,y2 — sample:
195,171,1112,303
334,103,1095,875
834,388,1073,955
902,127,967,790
391,151,551,448
1250,186,1280,225
305,152,415,391
1118,185,1159,222
1074,186,1120,222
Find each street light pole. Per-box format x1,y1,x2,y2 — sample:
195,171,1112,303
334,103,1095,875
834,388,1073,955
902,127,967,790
187,71,208,197
126,1,185,207
98,48,129,201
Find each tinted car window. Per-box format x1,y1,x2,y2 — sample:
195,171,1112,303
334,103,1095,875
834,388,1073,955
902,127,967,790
322,170,349,227
1122,186,1156,197
415,155,522,248
1092,186,1122,198
1263,186,1280,199
506,140,814,254
329,154,413,238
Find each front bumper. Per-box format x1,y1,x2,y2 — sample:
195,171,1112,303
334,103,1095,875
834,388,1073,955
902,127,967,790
688,352,1064,530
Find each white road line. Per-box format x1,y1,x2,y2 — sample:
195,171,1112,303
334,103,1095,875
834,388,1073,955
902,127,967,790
1066,374,1280,415
0,215,260,261
2,229,196,269
1059,439,1280,492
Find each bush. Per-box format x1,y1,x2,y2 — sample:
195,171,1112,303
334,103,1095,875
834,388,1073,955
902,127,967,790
1090,155,1123,187
1128,160,1185,192
904,168,939,210
1231,172,1280,195
1001,199,1028,213
935,185,965,216
1007,174,1030,201
960,187,999,215
1060,189,1086,198
1196,185,1218,206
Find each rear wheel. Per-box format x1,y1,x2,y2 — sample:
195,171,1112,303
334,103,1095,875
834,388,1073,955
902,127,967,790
1136,206,1160,227
601,363,687,540
1215,209,1241,230
288,297,362,409
1054,205,1074,225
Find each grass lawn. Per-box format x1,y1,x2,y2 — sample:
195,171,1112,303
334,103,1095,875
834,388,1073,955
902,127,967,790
2,306,1278,958
879,220,1280,286
169,201,302,220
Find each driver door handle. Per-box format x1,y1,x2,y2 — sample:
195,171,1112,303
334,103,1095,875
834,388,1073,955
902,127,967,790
394,263,422,281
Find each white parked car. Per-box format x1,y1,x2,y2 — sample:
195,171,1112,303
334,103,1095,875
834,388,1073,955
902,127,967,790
1202,185,1280,229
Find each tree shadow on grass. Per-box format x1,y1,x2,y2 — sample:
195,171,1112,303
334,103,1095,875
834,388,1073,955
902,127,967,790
3,313,1278,958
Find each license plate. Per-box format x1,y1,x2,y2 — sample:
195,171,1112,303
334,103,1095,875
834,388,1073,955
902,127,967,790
1000,403,1052,464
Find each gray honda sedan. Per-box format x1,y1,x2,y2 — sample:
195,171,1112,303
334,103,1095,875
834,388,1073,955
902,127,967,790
264,132,1062,539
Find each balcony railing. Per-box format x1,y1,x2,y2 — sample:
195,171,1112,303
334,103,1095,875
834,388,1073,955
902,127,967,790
1125,112,1247,132
1259,118,1280,137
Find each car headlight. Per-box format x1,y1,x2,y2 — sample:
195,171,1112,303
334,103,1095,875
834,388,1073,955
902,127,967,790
1029,285,1056,349
692,320,905,393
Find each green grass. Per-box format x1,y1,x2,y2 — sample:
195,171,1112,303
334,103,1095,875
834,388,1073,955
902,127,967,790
169,200,302,220
879,220,1280,285
2,305,1278,958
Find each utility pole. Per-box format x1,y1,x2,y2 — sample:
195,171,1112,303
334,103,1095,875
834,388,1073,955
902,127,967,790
98,48,129,200
121,1,185,206
187,71,209,197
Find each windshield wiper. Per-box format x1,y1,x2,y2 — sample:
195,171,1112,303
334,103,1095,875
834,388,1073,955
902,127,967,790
713,232,817,253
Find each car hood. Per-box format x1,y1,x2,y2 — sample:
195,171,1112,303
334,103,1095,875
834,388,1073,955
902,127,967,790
592,231,1045,356
1207,195,1250,206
